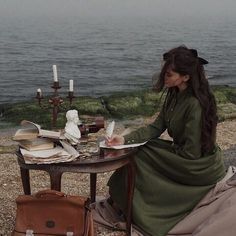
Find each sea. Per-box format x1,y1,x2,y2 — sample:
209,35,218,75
0,14,236,105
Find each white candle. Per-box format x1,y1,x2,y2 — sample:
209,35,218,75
37,88,42,97
69,80,74,92
52,65,58,82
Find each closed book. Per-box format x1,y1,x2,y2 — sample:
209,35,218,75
19,138,54,151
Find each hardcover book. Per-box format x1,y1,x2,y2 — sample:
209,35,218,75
13,120,62,141
19,138,54,151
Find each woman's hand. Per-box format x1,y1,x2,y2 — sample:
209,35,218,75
105,135,125,146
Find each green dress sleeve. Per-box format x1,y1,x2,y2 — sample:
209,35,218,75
174,99,202,159
124,109,166,144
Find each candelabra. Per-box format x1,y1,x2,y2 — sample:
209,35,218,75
36,81,75,128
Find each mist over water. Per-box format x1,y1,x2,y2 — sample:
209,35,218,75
0,2,236,104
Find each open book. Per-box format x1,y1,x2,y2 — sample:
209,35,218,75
13,120,62,141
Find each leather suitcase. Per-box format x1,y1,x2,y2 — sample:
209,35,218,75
12,189,95,236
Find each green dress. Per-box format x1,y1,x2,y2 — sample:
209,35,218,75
108,88,226,236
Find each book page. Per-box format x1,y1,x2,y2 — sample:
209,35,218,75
20,146,64,158
13,120,41,140
99,140,147,149
21,120,41,130
21,120,61,139
20,137,52,145
13,128,38,140
19,138,54,151
60,141,79,158
39,129,61,139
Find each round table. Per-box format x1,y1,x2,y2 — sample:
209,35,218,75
16,147,137,235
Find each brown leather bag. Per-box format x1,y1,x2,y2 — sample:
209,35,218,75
12,189,95,236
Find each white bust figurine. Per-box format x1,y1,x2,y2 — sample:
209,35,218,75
64,110,81,145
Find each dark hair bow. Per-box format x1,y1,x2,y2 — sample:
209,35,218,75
163,48,209,65
163,52,170,61
189,49,208,65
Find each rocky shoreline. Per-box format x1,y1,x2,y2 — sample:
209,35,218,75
0,117,236,235
0,85,236,130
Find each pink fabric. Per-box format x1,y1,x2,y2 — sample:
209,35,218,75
167,167,236,236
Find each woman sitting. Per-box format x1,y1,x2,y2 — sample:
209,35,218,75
106,46,226,236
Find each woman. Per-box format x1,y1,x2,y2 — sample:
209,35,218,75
106,46,226,236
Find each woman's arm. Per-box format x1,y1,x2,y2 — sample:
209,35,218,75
124,109,166,144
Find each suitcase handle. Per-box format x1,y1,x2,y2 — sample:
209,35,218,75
35,189,65,199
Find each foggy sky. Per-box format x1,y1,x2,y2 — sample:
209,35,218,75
0,0,235,19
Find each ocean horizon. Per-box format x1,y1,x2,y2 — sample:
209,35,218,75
1,14,236,105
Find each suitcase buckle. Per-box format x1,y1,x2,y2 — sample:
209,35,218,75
66,232,74,236
26,229,34,236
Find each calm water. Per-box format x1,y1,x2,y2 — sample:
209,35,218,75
0,15,236,104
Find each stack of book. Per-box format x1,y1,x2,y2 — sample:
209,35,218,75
20,141,79,164
18,138,54,151
13,120,79,164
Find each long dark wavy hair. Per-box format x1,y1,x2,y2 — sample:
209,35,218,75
153,46,218,154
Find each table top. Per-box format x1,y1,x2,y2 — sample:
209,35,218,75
17,147,136,163
16,146,137,174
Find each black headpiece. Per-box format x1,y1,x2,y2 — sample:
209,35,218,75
189,49,208,65
163,48,208,65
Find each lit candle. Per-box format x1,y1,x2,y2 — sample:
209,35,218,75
37,88,42,97
69,80,74,92
52,65,58,82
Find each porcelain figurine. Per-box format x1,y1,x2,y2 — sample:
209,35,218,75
64,110,81,145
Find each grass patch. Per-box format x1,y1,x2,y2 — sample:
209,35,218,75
0,86,235,129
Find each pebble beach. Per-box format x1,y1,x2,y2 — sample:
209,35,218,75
0,118,236,236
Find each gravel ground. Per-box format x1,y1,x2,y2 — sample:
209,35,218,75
0,119,236,236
